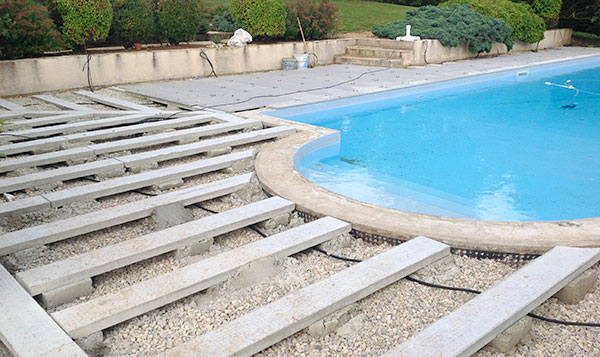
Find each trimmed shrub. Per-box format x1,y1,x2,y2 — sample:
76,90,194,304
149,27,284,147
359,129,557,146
0,0,61,59
366,0,442,5
157,0,208,44
372,5,513,53
284,0,338,40
231,0,286,37
521,0,562,18
559,0,600,35
56,0,113,48
111,0,155,46
441,0,546,43
212,15,237,32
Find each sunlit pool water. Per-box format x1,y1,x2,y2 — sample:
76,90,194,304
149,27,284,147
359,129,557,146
266,57,600,221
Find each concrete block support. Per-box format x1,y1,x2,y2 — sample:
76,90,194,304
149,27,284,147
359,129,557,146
554,269,598,304
39,278,93,308
153,203,194,230
487,317,532,353
128,162,158,173
206,147,232,157
155,178,184,191
75,331,104,354
174,237,214,258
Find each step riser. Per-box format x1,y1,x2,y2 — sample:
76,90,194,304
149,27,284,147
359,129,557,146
346,48,406,59
334,56,407,68
356,38,415,50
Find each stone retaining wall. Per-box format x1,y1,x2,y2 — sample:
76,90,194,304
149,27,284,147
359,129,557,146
0,39,354,96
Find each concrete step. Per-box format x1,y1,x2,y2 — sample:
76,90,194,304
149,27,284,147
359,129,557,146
16,196,295,296
384,246,600,357
52,217,351,339
0,150,254,217
162,237,450,357
334,55,407,68
0,265,86,357
0,174,252,255
355,37,415,50
75,90,159,112
346,46,410,59
0,120,267,173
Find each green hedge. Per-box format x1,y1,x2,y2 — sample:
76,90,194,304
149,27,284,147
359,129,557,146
364,0,442,5
372,5,513,53
110,0,155,46
441,0,546,43
56,0,112,48
284,0,338,40
559,0,600,35
0,0,61,59
231,0,286,37
157,0,208,44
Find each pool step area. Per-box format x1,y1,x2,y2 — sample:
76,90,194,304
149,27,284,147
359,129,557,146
383,246,600,356
334,38,415,68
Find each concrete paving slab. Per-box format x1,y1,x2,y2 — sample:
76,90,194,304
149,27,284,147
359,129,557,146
124,48,600,113
0,147,95,174
33,95,95,112
0,98,24,111
75,90,159,112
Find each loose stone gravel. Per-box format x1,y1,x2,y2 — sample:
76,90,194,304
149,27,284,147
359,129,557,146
2,90,599,357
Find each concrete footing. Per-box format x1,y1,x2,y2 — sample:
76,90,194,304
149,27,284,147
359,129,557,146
487,317,532,353
257,213,290,231
223,157,254,174
554,269,598,304
154,178,184,191
128,162,158,173
176,136,198,145
174,237,213,258
40,278,93,308
206,147,232,157
306,306,354,337
95,167,126,179
76,331,104,354
153,203,193,230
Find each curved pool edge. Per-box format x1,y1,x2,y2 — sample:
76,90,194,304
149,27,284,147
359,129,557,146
252,115,600,254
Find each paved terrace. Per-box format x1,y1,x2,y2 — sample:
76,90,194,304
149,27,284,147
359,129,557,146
123,47,600,112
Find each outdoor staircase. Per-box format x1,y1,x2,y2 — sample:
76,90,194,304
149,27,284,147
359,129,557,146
334,38,416,68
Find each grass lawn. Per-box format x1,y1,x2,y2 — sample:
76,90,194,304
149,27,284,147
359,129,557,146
204,0,412,34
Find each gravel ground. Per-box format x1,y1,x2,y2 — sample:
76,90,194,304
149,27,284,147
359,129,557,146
1,90,599,357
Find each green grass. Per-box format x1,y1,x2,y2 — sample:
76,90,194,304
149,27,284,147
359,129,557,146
203,0,413,34
333,0,412,33
573,31,600,40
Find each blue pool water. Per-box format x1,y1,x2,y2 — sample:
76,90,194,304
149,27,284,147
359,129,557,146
266,57,600,221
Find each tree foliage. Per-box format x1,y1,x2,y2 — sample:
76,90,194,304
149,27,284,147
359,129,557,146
110,0,155,46
55,0,112,48
442,0,546,43
559,0,600,35
372,5,513,53
231,0,286,37
157,0,208,44
0,0,61,59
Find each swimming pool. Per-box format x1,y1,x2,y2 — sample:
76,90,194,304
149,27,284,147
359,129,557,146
266,56,600,222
